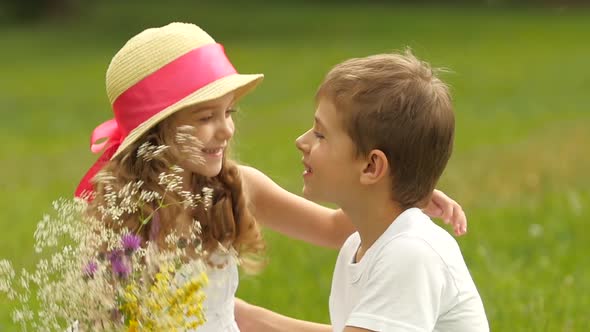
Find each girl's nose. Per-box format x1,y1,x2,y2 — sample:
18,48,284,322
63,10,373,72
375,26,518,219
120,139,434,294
217,118,234,140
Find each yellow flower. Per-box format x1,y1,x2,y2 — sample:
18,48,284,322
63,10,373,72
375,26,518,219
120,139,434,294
175,287,185,299
127,320,139,332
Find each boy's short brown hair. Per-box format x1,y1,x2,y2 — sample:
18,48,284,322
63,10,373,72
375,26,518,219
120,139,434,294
316,50,454,209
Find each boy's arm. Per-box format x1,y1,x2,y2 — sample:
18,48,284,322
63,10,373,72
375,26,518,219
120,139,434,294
235,298,332,332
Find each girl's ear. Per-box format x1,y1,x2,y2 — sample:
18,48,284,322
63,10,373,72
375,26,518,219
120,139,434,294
359,149,389,185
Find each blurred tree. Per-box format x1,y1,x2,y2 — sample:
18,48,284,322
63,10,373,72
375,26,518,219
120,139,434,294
3,0,80,22
297,0,590,6
1,0,587,24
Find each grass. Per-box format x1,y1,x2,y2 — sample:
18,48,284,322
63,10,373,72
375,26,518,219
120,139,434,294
1,1,589,330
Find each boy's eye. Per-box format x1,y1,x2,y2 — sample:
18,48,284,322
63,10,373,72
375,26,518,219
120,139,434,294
313,131,325,139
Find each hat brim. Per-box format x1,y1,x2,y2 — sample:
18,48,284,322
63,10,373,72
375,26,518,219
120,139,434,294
110,73,263,160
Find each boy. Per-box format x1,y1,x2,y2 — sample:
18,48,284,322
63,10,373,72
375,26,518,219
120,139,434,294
236,50,488,331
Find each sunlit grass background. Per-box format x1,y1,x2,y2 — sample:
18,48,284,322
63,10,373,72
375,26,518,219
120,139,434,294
1,1,589,330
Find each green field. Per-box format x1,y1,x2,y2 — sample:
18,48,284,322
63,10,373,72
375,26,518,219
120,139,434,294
1,2,589,331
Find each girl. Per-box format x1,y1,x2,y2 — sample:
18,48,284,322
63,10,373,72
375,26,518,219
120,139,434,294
76,22,466,331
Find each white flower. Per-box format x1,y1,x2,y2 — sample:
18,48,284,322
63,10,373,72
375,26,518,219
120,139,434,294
175,126,206,166
0,161,211,330
137,141,169,162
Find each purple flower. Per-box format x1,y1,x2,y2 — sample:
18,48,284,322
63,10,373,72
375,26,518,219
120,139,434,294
108,249,124,262
83,261,98,279
109,250,131,279
121,233,141,255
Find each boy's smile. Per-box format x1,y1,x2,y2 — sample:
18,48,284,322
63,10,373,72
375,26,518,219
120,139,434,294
302,160,313,177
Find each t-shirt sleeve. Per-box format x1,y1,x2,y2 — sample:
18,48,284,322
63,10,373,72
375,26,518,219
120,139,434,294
346,237,456,332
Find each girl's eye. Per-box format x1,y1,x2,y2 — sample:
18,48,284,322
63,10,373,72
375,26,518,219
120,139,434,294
225,108,238,117
313,131,325,139
199,115,213,122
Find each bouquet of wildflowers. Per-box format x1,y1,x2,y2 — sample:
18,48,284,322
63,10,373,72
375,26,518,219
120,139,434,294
0,140,215,331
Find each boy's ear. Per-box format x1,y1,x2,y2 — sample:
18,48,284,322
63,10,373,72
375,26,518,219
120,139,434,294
360,149,389,185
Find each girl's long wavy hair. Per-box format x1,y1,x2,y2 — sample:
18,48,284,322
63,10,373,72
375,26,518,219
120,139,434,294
86,118,265,274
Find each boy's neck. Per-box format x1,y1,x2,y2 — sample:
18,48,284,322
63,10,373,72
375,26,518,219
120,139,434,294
341,195,403,262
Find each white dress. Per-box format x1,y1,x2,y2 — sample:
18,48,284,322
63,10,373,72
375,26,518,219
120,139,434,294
194,253,240,332
148,212,241,331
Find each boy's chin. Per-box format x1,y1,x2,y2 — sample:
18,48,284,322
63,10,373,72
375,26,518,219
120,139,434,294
301,186,323,202
301,186,313,200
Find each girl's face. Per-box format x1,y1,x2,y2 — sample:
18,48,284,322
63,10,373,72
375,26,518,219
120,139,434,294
166,92,236,178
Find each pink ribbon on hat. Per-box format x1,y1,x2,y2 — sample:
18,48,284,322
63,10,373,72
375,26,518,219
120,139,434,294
75,43,237,198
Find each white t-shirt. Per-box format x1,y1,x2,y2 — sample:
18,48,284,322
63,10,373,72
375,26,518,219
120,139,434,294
329,208,489,332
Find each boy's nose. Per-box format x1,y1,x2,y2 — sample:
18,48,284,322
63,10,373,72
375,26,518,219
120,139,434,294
295,131,310,152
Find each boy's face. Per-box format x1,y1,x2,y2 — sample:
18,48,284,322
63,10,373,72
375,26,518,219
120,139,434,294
295,97,364,206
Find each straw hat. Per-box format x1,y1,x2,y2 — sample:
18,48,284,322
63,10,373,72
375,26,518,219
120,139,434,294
105,22,263,159
75,22,263,197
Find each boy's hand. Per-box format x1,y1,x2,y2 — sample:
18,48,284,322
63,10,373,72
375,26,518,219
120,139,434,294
423,189,467,236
